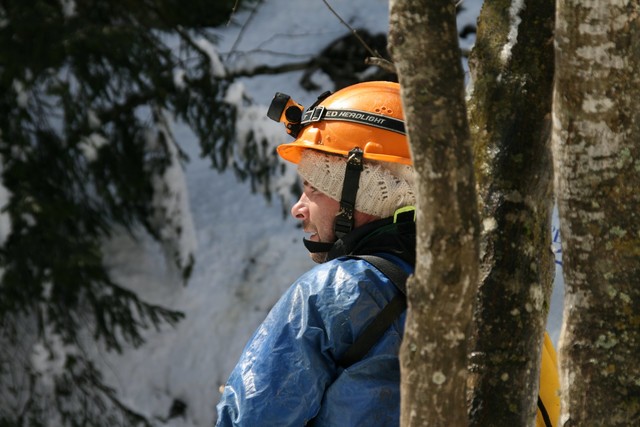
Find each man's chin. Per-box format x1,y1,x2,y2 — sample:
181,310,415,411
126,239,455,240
309,252,329,264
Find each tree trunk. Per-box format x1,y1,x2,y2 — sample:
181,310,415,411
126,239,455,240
466,0,556,425
388,1,480,425
553,1,640,425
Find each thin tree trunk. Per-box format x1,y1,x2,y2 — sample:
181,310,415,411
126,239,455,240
466,0,556,425
388,1,480,425
553,0,640,425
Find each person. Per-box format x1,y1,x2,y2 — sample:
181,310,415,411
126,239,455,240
215,81,559,426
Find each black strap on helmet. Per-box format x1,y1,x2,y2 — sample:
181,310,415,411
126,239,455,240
300,107,406,135
334,147,364,239
301,147,363,253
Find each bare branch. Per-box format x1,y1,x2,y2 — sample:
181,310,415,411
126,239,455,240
226,49,313,60
321,0,382,60
365,56,396,74
228,1,261,55
226,60,314,79
227,0,241,26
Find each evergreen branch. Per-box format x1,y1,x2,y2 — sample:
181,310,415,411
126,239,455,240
16,372,37,426
59,351,154,426
88,370,154,427
90,280,184,352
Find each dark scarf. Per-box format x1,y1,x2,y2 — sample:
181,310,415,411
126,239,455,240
326,214,416,266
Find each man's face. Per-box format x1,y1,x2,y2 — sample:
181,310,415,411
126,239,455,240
290,180,340,263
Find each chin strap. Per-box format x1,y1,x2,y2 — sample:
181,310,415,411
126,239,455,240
303,207,416,257
302,147,366,254
302,238,334,253
334,147,364,239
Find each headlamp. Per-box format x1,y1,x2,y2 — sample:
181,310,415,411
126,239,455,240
267,92,305,138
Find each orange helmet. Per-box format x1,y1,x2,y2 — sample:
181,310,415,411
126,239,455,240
268,81,414,242
274,81,412,166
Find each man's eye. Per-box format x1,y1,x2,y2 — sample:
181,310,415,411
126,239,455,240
303,181,317,193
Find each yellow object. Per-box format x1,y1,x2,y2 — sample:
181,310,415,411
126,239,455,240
537,332,561,427
276,81,412,165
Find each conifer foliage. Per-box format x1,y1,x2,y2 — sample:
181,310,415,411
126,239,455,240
0,0,253,424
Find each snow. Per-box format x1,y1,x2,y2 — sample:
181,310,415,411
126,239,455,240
12,79,29,108
7,0,565,424
79,132,108,162
100,132,313,424
31,326,76,390
500,0,525,64
58,0,76,18
194,37,226,78
173,68,187,90
146,110,198,279
0,162,11,249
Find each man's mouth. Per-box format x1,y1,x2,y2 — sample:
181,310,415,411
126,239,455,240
305,229,319,241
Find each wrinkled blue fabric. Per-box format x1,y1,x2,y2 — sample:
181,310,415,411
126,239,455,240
216,255,411,427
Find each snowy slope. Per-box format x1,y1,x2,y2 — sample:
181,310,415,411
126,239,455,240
98,0,564,425
102,126,312,426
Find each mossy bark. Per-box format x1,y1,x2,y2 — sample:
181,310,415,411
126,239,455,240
388,1,480,425
553,1,640,425
466,0,556,425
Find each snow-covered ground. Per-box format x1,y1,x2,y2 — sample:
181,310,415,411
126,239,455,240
97,0,564,425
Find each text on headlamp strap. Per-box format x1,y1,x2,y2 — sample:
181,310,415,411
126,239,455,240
300,107,406,135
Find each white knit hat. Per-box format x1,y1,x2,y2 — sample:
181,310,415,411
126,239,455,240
297,150,416,218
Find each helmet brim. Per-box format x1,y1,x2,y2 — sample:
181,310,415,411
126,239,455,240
277,142,412,166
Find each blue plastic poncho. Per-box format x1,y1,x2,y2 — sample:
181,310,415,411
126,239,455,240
216,255,410,426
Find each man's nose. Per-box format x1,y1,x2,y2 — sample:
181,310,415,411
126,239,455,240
290,193,309,220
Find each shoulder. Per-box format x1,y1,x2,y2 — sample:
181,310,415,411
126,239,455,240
297,257,389,293
289,257,399,313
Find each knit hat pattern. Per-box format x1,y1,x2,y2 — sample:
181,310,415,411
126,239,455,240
298,150,416,218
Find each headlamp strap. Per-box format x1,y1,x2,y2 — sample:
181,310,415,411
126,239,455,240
301,107,406,135
334,148,364,239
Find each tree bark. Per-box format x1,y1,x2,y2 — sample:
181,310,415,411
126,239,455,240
466,0,556,425
388,1,480,425
553,1,640,425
